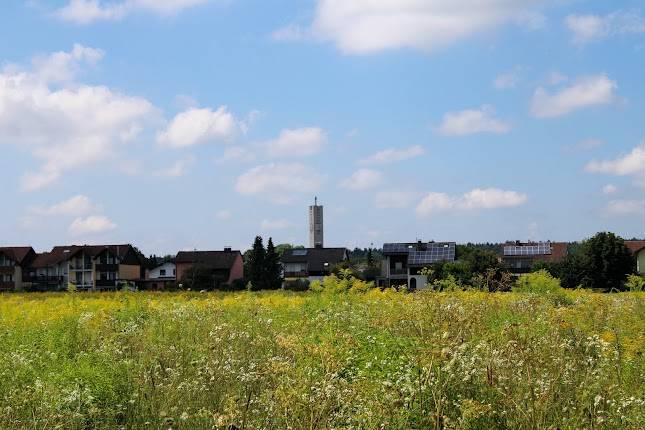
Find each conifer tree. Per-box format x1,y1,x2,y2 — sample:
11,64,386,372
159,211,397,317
265,237,283,290
248,236,266,290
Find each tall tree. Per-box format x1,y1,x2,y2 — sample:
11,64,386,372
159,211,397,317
265,238,283,290
367,248,374,267
248,236,266,291
581,232,634,291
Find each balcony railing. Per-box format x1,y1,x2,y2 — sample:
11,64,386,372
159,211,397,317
284,271,309,278
389,268,408,276
69,264,92,271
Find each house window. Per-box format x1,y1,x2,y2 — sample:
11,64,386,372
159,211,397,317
173,269,176,276
395,262,403,271
160,269,166,276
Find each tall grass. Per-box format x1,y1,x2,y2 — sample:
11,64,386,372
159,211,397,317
0,289,643,429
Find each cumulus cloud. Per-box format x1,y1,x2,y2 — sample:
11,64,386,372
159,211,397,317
157,107,239,148
566,10,645,45
530,75,618,118
585,143,645,178
0,45,155,191
260,219,293,230
605,200,645,216
57,0,214,24
438,106,510,136
358,145,425,165
416,188,527,217
69,215,117,235
235,163,324,204
264,127,326,157
30,195,99,216
374,190,419,209
340,168,382,190
278,0,548,54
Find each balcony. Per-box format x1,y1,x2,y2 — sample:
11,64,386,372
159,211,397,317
284,271,309,278
389,268,408,276
69,264,92,271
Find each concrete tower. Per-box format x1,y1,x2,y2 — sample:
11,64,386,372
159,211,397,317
309,197,324,248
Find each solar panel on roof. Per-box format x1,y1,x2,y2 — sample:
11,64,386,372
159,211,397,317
383,243,412,253
292,249,308,256
503,243,552,256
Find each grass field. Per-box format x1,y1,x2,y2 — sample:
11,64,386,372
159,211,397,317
0,290,644,429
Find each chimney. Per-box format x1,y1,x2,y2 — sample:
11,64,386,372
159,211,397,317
224,246,232,252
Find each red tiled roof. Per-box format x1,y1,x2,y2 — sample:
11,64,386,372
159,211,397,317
625,241,645,254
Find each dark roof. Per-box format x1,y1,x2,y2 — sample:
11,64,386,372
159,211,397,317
0,247,35,265
281,248,348,272
175,251,241,270
382,242,456,265
625,240,645,254
31,244,140,268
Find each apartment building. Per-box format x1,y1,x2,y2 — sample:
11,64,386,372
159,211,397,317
378,241,456,290
0,247,36,291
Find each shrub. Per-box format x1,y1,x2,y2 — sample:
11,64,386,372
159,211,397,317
514,270,572,306
625,274,645,292
283,279,310,291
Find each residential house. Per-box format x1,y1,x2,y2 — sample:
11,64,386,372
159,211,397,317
26,244,144,291
144,261,176,290
378,241,456,290
281,247,349,283
624,241,645,275
0,247,36,291
501,241,568,276
175,248,244,288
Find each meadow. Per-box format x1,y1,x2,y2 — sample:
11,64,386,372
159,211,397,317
0,289,643,429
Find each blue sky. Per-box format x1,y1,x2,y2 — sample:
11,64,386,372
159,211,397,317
1,0,645,254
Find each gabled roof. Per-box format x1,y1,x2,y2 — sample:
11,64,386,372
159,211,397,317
625,240,645,254
0,247,35,265
175,250,241,270
281,248,348,272
31,244,140,267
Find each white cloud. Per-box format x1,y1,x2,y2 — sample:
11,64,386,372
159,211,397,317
602,184,618,195
359,145,425,165
31,43,104,83
285,0,548,55
69,215,117,235
0,45,155,191
566,11,645,45
531,75,618,118
416,188,527,217
494,66,522,89
260,219,292,230
157,107,239,148
374,190,419,209
215,210,232,221
153,156,195,177
264,127,326,157
605,200,645,216
438,106,510,136
585,143,645,177
235,163,324,204
31,195,99,216
57,0,213,24
340,168,382,191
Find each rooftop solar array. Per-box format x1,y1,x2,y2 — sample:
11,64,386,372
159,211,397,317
292,249,308,256
407,243,456,266
382,243,415,254
503,242,552,256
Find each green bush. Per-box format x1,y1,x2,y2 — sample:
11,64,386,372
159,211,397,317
283,279,310,291
514,270,572,306
625,274,645,292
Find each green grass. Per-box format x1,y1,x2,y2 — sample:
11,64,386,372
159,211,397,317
0,290,643,429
